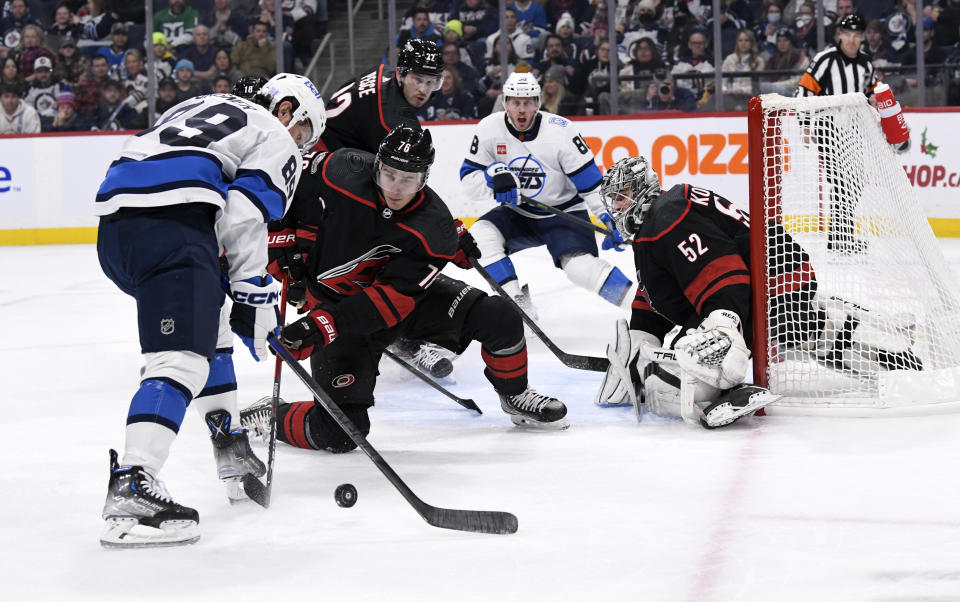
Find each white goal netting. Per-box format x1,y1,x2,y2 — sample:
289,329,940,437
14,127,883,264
751,93,960,414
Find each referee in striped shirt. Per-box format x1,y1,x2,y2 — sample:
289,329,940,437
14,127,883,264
796,13,878,254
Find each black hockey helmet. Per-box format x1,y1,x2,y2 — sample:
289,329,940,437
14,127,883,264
375,125,435,193
838,13,866,33
397,39,444,78
231,76,268,99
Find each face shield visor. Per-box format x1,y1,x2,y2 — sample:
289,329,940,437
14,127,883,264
374,160,429,196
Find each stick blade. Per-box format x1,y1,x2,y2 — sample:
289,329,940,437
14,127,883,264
563,354,609,372
241,474,270,508
423,507,519,535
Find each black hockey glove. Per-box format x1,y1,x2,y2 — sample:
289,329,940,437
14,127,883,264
452,218,481,269
267,225,306,283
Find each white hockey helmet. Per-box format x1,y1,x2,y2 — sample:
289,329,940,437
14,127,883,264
502,71,541,100
258,73,327,153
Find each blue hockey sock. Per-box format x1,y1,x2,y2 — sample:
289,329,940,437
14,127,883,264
485,256,519,285
126,378,192,433
598,267,633,306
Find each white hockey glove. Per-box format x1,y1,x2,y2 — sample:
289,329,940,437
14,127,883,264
484,162,520,205
675,309,750,390
595,319,659,408
229,275,281,361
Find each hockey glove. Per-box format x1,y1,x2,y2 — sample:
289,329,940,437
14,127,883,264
484,162,520,205
267,225,305,283
281,305,340,360
675,309,750,390
452,218,481,269
229,275,282,361
599,213,627,252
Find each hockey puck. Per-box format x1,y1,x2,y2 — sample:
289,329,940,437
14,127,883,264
334,483,357,508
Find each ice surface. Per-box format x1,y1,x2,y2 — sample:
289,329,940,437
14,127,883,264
2,242,960,602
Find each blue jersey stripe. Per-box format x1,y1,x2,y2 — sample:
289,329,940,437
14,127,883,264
230,169,287,222
566,160,603,193
97,152,228,203
460,158,485,180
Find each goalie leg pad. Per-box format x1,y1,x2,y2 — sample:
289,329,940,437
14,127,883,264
595,320,658,408
642,358,720,420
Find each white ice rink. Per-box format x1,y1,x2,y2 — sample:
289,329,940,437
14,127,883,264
2,240,960,602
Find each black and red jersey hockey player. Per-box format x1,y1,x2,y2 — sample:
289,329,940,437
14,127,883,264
248,126,568,454
593,156,817,428
317,39,443,153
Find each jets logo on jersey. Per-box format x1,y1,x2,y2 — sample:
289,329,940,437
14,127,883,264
508,155,546,198
315,244,402,296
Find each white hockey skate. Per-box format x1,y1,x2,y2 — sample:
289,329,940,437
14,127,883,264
100,449,200,548
513,284,539,321
699,384,781,429
498,388,568,430
205,410,266,503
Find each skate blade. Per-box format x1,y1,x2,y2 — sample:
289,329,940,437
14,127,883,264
100,517,200,549
701,392,782,429
222,476,250,504
508,414,570,430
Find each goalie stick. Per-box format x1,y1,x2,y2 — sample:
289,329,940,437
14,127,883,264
469,257,609,372
383,349,482,414
268,332,518,535
241,280,288,508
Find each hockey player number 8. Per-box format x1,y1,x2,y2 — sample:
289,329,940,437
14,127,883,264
158,103,248,148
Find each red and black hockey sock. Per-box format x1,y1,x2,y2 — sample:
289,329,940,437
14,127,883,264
481,342,528,397
276,400,371,453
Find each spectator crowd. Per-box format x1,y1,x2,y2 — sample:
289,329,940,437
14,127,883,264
4,0,960,134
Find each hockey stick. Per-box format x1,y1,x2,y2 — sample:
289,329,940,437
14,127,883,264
383,349,482,414
241,280,288,508
469,257,609,372
519,194,633,246
267,332,518,534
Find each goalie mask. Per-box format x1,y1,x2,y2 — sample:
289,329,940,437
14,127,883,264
600,156,661,238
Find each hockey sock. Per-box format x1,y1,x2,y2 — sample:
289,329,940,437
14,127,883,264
481,340,528,396
599,267,633,306
192,348,239,423
123,378,192,474
485,256,521,296
276,401,371,453
276,401,319,450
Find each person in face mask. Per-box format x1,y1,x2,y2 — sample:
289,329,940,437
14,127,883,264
754,2,783,58
793,1,818,53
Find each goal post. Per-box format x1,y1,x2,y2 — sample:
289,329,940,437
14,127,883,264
748,93,960,415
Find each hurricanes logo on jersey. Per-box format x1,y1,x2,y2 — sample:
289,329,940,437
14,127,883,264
507,156,546,197
316,244,402,295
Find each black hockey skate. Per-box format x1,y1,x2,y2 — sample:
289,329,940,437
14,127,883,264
205,410,266,503
239,397,276,445
699,384,781,429
100,449,199,548
498,388,568,430
391,338,454,379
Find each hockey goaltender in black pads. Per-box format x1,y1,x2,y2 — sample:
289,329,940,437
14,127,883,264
241,126,568,452
592,156,924,428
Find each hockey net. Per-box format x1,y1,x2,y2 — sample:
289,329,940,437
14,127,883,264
748,93,960,414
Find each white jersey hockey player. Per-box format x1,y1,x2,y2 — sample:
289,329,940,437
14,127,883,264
459,70,633,316
95,73,326,547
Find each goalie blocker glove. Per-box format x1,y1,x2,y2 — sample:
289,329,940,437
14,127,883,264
452,218,481,269
281,305,340,360
484,162,520,205
675,309,751,390
230,275,281,361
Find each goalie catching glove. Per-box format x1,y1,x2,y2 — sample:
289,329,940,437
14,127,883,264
229,275,281,361
674,309,751,390
280,305,340,360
